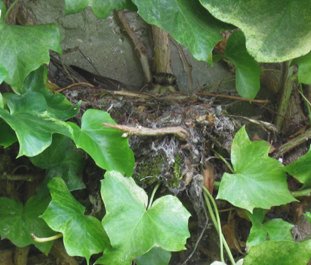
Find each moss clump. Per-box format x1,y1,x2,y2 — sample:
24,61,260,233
168,154,183,188
134,154,165,186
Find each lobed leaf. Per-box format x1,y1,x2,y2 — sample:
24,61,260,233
31,135,85,191
200,0,311,62
64,0,135,18
42,177,109,264
0,119,16,148
285,146,311,188
224,31,260,99
91,0,136,18
217,126,296,212
294,52,311,84
0,92,73,157
22,66,79,120
0,23,61,93
244,240,311,265
65,0,88,14
132,0,226,63
69,109,134,176
136,247,171,265
0,190,54,254
98,171,190,265
247,209,294,247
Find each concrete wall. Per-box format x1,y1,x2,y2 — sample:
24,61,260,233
26,0,234,93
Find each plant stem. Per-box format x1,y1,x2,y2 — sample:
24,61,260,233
14,246,29,265
275,62,296,131
203,188,224,262
148,183,160,209
203,188,236,265
31,233,63,243
214,151,234,173
103,123,189,141
115,10,152,82
274,128,311,157
291,189,311,197
4,0,18,22
299,91,311,124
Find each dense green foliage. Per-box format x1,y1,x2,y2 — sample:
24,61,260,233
0,1,310,265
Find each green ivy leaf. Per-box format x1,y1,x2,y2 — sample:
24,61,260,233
0,190,54,254
247,209,294,247
200,0,311,62
22,66,79,120
217,126,296,212
0,93,17,148
0,92,3,108
285,146,311,187
136,248,171,265
132,0,226,63
91,0,136,18
244,240,311,265
224,31,260,99
64,0,88,14
0,1,6,21
98,171,190,265
21,64,48,93
0,118,16,148
0,92,73,157
64,0,135,18
0,65,7,83
294,52,311,84
69,109,134,176
41,177,109,264
0,23,61,93
305,212,311,224
31,135,85,191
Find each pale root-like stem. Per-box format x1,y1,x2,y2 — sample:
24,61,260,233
103,123,189,141
31,233,63,243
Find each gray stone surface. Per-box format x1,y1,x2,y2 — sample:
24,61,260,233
26,0,234,92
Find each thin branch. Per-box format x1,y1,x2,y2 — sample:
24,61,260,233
172,39,193,94
103,123,189,141
181,220,208,265
274,128,311,157
115,11,152,82
56,82,94,93
112,90,152,99
198,91,270,104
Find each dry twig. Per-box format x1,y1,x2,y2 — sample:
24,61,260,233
115,11,152,82
56,82,94,93
103,123,189,141
275,128,311,157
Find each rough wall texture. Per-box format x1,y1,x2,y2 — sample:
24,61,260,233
26,0,234,93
